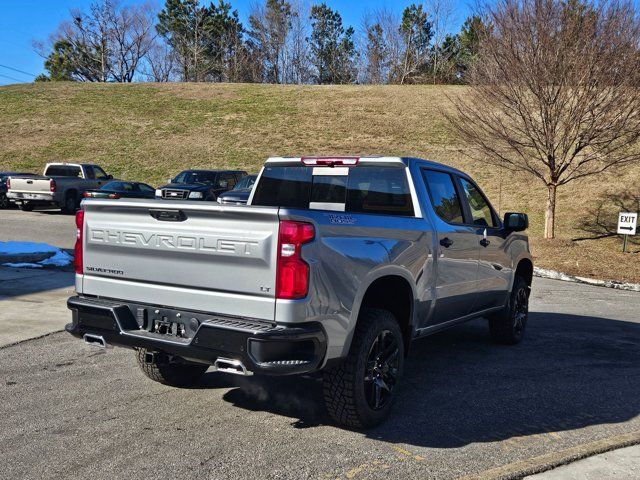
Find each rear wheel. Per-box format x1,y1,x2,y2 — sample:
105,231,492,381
489,275,530,345
136,348,209,387
18,202,33,211
323,308,404,429
62,193,78,214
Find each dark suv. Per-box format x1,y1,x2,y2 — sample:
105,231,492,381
156,170,247,201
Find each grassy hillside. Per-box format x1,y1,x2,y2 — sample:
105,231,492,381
1,82,638,282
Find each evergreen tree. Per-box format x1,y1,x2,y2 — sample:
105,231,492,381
396,4,432,83
309,3,356,84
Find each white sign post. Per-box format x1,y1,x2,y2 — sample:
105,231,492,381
617,212,638,253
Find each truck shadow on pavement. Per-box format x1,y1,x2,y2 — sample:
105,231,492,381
216,311,640,446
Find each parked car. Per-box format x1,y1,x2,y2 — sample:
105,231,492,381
0,172,37,209
7,163,116,213
84,181,156,200
156,170,247,201
216,174,258,205
66,156,532,429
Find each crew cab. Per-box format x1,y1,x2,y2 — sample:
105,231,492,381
7,163,115,213
156,170,247,201
66,157,532,428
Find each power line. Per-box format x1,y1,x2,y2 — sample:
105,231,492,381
0,63,36,78
0,73,27,83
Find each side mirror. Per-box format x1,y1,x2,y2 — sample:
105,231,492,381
503,212,528,232
219,180,228,189
107,174,113,180
167,178,172,184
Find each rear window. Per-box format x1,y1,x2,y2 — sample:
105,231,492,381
252,165,414,216
45,165,82,177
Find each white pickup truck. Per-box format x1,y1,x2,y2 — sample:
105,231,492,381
7,163,115,213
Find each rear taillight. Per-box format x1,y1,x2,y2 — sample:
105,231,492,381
74,210,84,275
6,178,10,190
49,179,56,192
276,220,315,299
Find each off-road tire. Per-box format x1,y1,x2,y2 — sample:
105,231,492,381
136,348,209,387
19,202,33,211
61,193,78,215
323,308,404,429
489,275,530,345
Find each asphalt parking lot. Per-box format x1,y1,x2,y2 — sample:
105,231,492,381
1,258,639,479
0,208,75,249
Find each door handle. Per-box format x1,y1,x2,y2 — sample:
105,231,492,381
439,237,453,248
480,238,491,247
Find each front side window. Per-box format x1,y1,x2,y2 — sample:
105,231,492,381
459,178,496,227
235,175,257,190
422,170,464,224
93,166,109,180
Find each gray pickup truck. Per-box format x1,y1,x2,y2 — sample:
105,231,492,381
66,156,532,428
7,163,115,213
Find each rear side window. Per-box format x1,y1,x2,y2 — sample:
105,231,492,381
347,167,413,215
252,165,414,216
422,170,464,224
45,165,82,177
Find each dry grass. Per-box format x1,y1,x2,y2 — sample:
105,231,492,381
0,82,638,282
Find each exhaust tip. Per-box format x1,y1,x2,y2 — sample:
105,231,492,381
83,333,107,348
213,357,253,376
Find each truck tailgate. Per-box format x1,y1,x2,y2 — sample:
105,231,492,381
79,199,280,321
8,176,51,193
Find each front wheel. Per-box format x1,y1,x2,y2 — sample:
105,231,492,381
0,194,9,209
323,308,404,429
488,275,530,345
136,348,209,387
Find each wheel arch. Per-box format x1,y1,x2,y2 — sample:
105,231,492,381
344,268,417,358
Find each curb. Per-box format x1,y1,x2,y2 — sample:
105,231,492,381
533,267,640,293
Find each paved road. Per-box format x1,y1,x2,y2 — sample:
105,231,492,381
0,208,75,249
1,277,639,480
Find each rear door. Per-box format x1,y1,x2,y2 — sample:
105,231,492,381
421,169,479,325
80,200,280,320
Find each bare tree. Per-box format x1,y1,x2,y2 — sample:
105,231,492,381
43,0,157,82
448,0,640,239
143,38,177,82
106,1,157,82
249,0,293,83
285,0,312,83
425,0,455,84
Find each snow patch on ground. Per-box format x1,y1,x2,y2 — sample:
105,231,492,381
534,267,640,292
0,242,60,255
0,241,73,268
39,250,73,267
2,262,43,269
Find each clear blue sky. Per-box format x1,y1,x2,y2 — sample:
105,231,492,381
0,0,475,86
